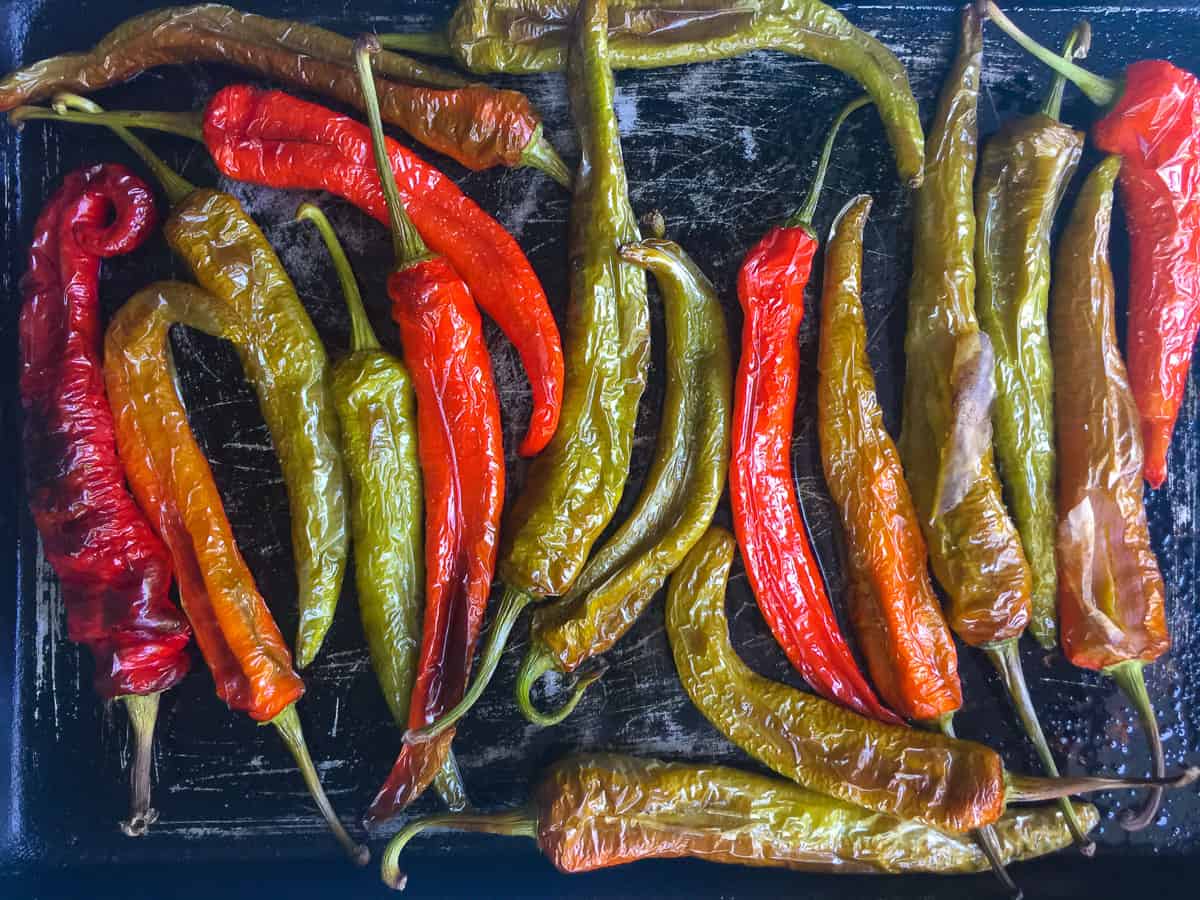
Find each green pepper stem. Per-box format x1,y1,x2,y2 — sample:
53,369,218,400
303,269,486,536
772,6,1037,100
353,35,431,270
984,638,1095,854
519,123,573,188
377,31,455,59
982,2,1117,107
380,806,538,890
432,750,470,813
515,643,605,728
270,704,370,866
1107,660,1166,831
1006,766,1199,802
785,94,872,232
404,584,535,745
296,202,381,352
117,692,161,837
1040,21,1091,121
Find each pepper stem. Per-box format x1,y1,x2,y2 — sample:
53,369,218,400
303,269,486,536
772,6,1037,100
380,806,538,890
519,123,573,188
985,639,1096,854
1006,766,1199,802
296,202,381,352
515,643,605,728
353,35,431,269
404,584,535,745
377,31,455,59
981,2,1117,106
1040,22,1091,121
117,692,161,837
784,94,872,232
1107,660,1166,831
270,704,370,866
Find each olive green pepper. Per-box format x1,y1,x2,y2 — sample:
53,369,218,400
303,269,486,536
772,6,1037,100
514,236,731,727
974,24,1088,649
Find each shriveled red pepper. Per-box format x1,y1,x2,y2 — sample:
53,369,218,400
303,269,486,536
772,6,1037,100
19,163,190,835
345,37,505,823
986,1,1200,488
730,96,899,724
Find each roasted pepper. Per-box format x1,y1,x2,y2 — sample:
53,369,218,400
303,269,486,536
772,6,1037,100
382,0,925,186
381,753,1099,889
974,24,1088,649
0,3,568,179
514,234,731,727
1051,155,1171,831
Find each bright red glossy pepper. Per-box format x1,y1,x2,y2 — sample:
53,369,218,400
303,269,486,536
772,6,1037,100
18,163,191,835
730,98,899,724
345,38,505,823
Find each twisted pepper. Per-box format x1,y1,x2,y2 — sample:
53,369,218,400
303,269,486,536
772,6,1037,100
1051,155,1171,831
515,235,731,727
104,281,366,863
380,753,1100,890
18,164,190,835
0,3,568,179
347,38,505,824
666,528,1196,834
731,96,897,723
404,0,650,744
974,24,1088,649
381,0,925,186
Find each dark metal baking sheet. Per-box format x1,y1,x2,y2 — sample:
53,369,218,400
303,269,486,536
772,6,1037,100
2,1,1198,896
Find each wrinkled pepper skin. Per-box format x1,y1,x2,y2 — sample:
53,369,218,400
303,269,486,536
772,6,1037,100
898,6,1032,647
816,195,961,724
165,188,346,668
19,164,191,700
975,112,1083,649
435,0,925,185
1051,156,1170,673
1091,61,1200,489
666,528,1004,835
104,282,304,722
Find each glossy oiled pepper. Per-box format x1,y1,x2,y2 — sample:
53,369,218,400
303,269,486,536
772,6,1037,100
515,235,731,727
986,1,1200,489
379,752,1100,889
382,0,926,186
404,0,650,744
0,3,568,179
104,281,366,863
974,24,1088,649
665,528,1196,836
731,96,897,724
1051,155,1171,831
19,164,190,835
345,39,505,824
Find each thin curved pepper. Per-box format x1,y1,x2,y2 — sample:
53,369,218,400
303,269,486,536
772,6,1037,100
344,38,505,824
731,96,898,723
14,94,348,667
665,528,1196,834
515,235,731,727
18,164,190,835
985,1,1200,489
381,0,926,186
403,0,650,745
380,753,1100,890
974,24,1088,649
1051,155,1171,831
0,3,569,179
104,281,366,863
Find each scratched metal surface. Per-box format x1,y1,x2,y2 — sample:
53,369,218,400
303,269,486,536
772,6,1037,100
2,0,1199,894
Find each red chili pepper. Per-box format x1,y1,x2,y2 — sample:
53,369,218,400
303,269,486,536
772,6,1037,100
344,38,505,823
730,100,900,725
18,163,191,833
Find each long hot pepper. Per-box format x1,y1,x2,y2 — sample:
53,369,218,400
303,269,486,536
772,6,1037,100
1051,156,1172,831
348,38,506,823
19,164,191,835
731,96,897,723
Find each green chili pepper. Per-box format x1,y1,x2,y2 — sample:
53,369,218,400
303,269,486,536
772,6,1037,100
381,0,925,186
404,0,649,744
515,236,732,727
974,24,1089,650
